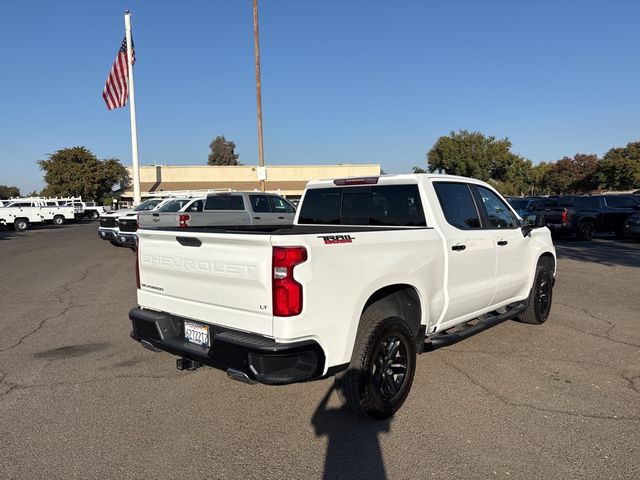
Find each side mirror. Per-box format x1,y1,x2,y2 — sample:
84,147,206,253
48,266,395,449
521,213,545,237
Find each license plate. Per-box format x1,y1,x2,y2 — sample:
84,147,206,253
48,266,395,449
184,321,209,346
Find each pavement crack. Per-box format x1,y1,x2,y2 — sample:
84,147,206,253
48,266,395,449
621,372,640,395
0,304,73,353
441,356,640,422
0,264,104,354
0,373,181,400
556,302,640,348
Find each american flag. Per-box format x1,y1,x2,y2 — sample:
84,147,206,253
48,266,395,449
102,37,135,110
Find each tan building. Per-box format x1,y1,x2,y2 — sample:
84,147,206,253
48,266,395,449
119,163,381,202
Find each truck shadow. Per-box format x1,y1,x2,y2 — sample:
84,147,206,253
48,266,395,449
312,385,391,480
0,226,18,240
554,236,640,268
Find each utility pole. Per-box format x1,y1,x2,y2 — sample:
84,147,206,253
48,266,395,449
253,0,266,192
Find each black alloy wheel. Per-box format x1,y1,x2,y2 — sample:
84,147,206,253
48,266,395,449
337,311,417,420
536,271,551,319
371,334,409,402
515,258,554,325
578,222,595,241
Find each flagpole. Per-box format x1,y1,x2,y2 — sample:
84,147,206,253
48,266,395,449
253,0,266,192
124,10,141,206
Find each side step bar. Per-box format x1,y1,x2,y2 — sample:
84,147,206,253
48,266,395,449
424,301,528,352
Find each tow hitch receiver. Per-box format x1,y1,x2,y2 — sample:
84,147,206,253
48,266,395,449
176,357,201,371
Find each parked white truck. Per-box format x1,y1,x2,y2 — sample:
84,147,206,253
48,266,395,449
130,174,556,419
98,198,165,246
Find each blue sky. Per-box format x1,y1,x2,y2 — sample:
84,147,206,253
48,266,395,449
1,0,639,193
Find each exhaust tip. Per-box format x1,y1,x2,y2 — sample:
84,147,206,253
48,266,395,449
226,368,256,384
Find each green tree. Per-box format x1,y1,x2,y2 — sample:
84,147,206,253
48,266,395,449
571,154,599,193
208,136,240,166
597,141,640,190
38,146,128,201
542,154,600,194
0,185,20,199
425,130,532,194
530,162,552,195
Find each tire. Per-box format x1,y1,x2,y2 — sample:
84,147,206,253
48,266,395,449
90,210,99,219
14,219,28,232
53,215,64,226
515,258,554,325
576,221,595,241
336,308,416,420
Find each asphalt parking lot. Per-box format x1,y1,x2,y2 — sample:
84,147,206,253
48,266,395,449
1,222,639,480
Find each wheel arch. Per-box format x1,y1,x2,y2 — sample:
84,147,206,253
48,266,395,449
538,252,556,275
360,284,423,339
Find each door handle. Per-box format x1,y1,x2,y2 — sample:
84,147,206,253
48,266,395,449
278,216,285,219
176,237,202,247
498,240,508,246
451,244,466,251
253,216,261,220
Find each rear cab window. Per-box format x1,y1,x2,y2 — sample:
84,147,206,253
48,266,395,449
298,184,426,226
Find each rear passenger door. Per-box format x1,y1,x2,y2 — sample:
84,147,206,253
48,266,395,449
433,182,497,324
267,196,295,224
248,194,275,225
472,185,531,305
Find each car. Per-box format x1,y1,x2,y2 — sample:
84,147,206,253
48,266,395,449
507,197,542,217
623,212,640,240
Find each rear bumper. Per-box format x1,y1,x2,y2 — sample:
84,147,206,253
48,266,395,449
547,223,572,232
129,307,325,384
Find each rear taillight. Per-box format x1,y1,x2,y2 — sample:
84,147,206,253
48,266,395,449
179,214,190,228
135,239,141,289
561,210,569,224
272,247,307,317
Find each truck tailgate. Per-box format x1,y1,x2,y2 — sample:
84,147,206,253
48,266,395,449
137,229,274,336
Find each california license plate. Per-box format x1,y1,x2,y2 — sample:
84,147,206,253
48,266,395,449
184,321,209,346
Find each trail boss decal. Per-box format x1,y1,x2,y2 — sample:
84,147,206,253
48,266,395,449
318,235,355,245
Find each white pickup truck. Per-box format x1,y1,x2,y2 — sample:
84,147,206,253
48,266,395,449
130,174,556,419
137,192,296,230
98,198,165,246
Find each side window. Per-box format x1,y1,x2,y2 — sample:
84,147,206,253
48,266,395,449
269,196,295,213
204,195,245,211
433,183,481,229
475,186,518,229
573,197,600,209
249,195,271,213
605,196,638,208
188,200,204,212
